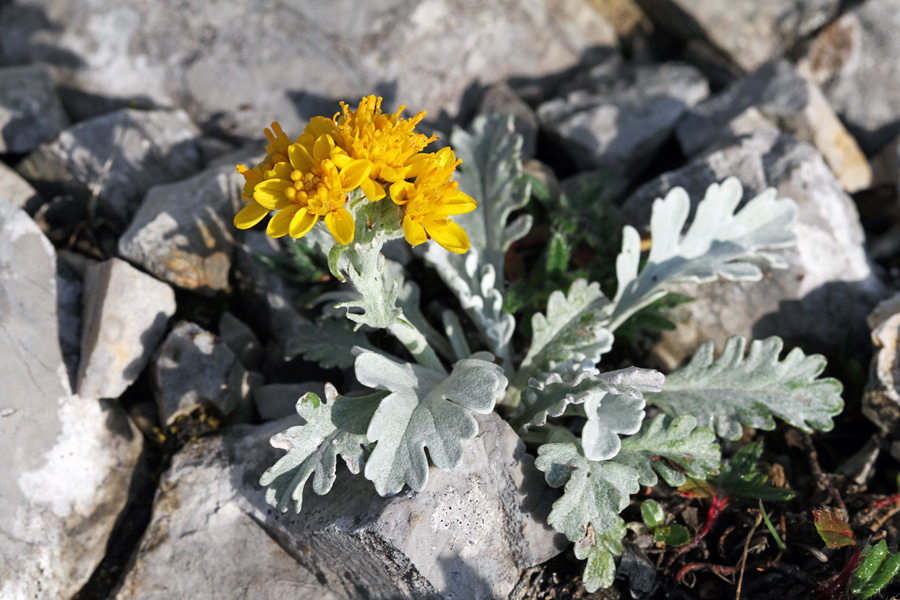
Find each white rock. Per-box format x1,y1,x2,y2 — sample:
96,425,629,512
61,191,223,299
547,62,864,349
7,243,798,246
0,198,143,600
77,257,176,399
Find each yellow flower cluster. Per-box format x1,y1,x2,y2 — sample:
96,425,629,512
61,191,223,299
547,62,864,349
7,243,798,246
234,96,476,253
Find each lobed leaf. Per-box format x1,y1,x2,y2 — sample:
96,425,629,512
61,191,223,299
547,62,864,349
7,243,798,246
285,318,376,369
609,177,797,330
646,335,844,440
575,520,627,593
260,387,382,513
358,351,508,495
336,243,403,330
615,414,721,488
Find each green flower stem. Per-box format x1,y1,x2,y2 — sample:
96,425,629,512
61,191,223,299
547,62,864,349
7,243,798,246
388,317,447,374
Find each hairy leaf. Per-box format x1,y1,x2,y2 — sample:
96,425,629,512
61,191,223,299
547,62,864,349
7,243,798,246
424,116,532,368
357,351,508,495
647,335,844,440
852,540,900,599
615,414,721,487
575,519,627,592
519,279,613,378
285,318,376,369
260,386,382,513
609,177,797,330
336,243,402,330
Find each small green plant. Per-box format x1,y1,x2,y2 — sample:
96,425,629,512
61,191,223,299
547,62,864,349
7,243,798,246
639,499,690,547
234,98,845,592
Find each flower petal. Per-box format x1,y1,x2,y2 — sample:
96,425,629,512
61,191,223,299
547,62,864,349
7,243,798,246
313,133,336,164
304,116,337,141
325,208,355,245
289,207,319,238
288,143,314,172
253,179,294,210
234,201,270,229
402,216,428,247
340,159,373,190
360,178,386,202
389,180,414,205
440,192,477,215
266,205,300,238
426,220,470,254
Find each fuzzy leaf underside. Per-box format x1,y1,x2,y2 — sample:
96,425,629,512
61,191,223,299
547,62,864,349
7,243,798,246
425,116,532,366
260,388,382,513
520,279,613,378
610,177,797,330
357,351,508,495
285,319,376,369
576,519,627,592
337,243,402,330
615,414,721,487
647,335,844,440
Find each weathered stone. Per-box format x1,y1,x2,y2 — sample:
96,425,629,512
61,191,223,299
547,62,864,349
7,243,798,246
254,382,326,422
0,65,69,153
0,160,41,213
56,258,83,391
77,257,176,399
863,292,900,434
113,422,339,600
677,60,872,193
0,198,143,600
13,0,616,137
120,411,562,600
219,311,264,372
636,0,839,73
619,127,888,368
798,0,900,154
538,60,708,177
151,321,257,425
118,162,240,295
17,108,202,228
479,82,539,159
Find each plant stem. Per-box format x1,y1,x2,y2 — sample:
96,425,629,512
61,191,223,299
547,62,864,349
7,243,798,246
814,545,861,600
388,317,447,373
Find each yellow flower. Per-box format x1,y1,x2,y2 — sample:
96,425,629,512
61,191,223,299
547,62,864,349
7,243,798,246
334,95,437,202
390,147,476,254
235,121,373,245
236,122,293,202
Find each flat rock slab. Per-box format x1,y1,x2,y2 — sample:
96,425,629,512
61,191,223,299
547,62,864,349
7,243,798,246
538,60,708,177
118,162,241,295
5,0,616,137
619,127,888,368
798,0,900,154
151,321,256,425
677,59,871,193
0,64,69,153
17,108,202,228
77,257,176,400
637,0,839,73
120,411,563,600
0,198,143,600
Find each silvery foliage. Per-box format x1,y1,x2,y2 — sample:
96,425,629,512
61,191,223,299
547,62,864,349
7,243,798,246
285,318,375,369
424,116,532,370
647,335,844,440
259,114,841,592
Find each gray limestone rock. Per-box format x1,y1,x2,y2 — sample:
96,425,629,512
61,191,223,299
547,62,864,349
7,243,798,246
253,382,326,422
218,311,264,372
0,198,143,600
151,321,256,425
0,160,41,213
636,0,839,73
76,257,176,399
0,65,69,153
118,162,240,296
619,127,888,369
16,108,202,229
538,60,708,177
12,0,616,138
798,0,900,154
119,411,563,600
56,258,83,391
863,293,900,434
677,60,872,193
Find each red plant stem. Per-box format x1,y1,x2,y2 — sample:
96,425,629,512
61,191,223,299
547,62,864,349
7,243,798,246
698,490,731,541
873,491,900,511
814,545,861,600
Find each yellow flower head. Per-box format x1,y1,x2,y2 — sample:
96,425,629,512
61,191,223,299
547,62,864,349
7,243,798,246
234,120,372,245
335,95,437,201
390,147,476,254
236,122,293,201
